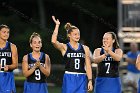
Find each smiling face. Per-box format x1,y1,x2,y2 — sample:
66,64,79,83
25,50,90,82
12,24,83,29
30,36,42,52
102,33,115,47
68,29,80,42
0,28,10,41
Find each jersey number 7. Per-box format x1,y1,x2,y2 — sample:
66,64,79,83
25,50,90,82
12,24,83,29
105,63,110,74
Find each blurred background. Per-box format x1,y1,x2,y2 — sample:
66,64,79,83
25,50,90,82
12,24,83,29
0,0,140,93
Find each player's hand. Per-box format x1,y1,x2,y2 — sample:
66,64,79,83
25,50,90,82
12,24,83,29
102,41,109,51
4,65,8,72
102,46,109,53
103,40,110,47
36,61,40,67
34,61,40,69
88,81,93,91
52,16,60,25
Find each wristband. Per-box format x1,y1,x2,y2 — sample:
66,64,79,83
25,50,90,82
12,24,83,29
88,79,92,82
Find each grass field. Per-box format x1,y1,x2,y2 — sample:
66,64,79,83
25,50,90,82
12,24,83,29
48,86,61,93
16,86,61,93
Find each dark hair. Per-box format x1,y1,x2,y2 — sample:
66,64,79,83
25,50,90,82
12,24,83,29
0,24,10,30
64,23,78,34
29,32,41,43
106,32,120,49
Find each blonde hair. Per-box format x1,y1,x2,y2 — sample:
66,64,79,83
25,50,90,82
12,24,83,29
64,23,78,34
29,32,41,43
0,24,10,30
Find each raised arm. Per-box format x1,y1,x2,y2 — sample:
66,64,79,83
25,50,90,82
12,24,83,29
39,54,51,77
51,16,66,54
93,48,106,64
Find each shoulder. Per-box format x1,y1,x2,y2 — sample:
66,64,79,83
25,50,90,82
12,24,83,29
10,43,17,49
23,54,28,58
82,45,90,52
9,42,18,54
94,48,102,52
44,54,50,62
45,54,49,58
22,54,28,62
115,48,123,52
82,45,89,50
95,48,102,51
45,54,50,59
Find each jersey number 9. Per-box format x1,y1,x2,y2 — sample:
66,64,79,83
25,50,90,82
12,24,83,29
35,69,41,80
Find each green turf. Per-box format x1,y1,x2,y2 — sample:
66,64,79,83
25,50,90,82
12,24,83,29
15,76,26,80
48,86,61,93
16,86,61,93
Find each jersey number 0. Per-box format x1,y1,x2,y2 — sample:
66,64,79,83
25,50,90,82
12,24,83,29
0,58,6,69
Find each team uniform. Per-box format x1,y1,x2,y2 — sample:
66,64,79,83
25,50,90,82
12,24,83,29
94,48,121,93
62,42,88,93
0,41,16,93
123,51,140,89
24,52,48,93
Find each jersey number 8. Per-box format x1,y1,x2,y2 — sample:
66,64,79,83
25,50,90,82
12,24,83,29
75,59,80,69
